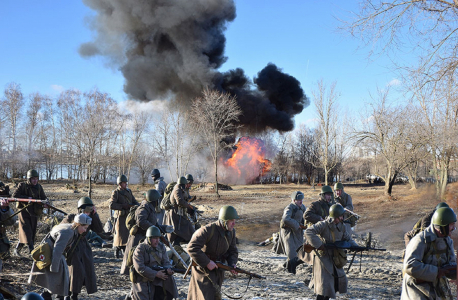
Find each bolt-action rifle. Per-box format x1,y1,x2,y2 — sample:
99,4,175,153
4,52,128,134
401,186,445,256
150,265,187,274
183,260,265,280
1,197,68,216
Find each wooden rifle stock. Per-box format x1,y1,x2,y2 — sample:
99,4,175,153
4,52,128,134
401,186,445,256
2,197,68,215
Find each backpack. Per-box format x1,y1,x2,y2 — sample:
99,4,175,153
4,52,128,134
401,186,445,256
125,206,139,231
160,182,176,210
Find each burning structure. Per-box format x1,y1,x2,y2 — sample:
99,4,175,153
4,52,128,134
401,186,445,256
222,137,272,184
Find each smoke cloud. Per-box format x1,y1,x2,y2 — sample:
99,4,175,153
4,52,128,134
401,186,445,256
80,0,309,132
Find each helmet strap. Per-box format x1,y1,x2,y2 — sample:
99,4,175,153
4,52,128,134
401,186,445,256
440,225,450,236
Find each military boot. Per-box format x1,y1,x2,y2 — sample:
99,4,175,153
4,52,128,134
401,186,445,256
28,243,34,254
286,257,304,275
56,296,65,300
13,243,24,257
40,291,53,300
114,247,122,258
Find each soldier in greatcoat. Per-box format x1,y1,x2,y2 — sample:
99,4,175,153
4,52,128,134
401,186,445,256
131,225,178,300
279,191,306,274
110,175,139,258
0,198,16,274
334,183,356,233
60,197,101,300
151,169,166,225
30,214,91,300
163,176,194,257
13,169,48,255
304,204,358,300
401,207,457,300
187,205,239,300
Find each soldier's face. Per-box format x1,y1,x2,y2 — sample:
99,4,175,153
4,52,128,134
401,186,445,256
226,219,236,231
186,183,192,189
324,193,332,202
30,177,38,185
150,237,160,248
448,222,456,235
294,199,303,207
120,182,127,189
335,189,343,197
78,224,89,234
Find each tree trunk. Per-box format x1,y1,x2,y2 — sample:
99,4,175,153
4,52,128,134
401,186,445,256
214,158,219,196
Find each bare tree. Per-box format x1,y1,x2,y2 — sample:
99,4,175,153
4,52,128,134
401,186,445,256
4,82,24,177
294,124,319,184
313,80,340,185
191,88,242,195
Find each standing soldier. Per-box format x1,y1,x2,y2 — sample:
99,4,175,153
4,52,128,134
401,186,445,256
184,174,199,230
131,225,178,300
187,205,239,300
13,169,47,256
110,175,139,258
401,207,457,299
61,197,101,300
304,186,334,227
0,198,16,274
151,169,166,225
334,182,356,233
304,204,358,300
163,176,195,260
279,191,306,274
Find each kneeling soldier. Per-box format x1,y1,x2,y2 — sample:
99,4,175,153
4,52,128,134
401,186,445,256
131,225,178,300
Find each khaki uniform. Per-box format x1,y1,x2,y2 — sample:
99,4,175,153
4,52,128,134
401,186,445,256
29,223,78,296
335,192,354,233
304,218,356,298
121,200,157,275
0,206,15,272
279,203,305,259
13,181,47,245
187,221,238,300
401,224,456,299
61,212,100,295
131,239,178,300
163,184,194,243
110,186,139,247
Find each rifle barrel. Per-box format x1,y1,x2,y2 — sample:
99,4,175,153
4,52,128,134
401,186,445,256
215,262,265,279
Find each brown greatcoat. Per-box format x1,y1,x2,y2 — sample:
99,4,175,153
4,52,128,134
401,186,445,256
61,211,101,295
163,184,194,243
121,200,157,275
131,239,178,300
110,186,139,247
13,181,47,245
279,202,306,259
304,218,357,298
187,221,238,300
29,223,78,296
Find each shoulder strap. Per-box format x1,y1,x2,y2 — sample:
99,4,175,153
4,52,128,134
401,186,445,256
206,223,216,244
149,248,163,267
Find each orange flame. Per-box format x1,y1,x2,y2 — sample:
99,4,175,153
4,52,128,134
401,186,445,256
224,137,272,182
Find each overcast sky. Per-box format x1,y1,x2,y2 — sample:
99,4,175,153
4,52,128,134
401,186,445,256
0,1,408,129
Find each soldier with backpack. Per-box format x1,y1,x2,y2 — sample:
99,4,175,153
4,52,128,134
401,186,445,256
130,226,178,300
110,175,139,258
278,191,306,274
401,207,457,299
151,169,166,225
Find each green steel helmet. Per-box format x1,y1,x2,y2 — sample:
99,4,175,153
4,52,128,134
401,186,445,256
329,204,345,219
150,169,160,177
219,205,239,221
27,169,39,179
21,292,44,300
435,202,449,210
146,189,161,203
432,207,457,226
291,191,304,201
117,174,128,185
178,176,187,185
334,182,344,191
185,174,194,183
77,197,93,209
146,225,161,238
320,185,333,195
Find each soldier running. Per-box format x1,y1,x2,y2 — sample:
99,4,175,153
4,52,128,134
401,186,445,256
110,175,139,258
187,205,239,300
13,169,48,255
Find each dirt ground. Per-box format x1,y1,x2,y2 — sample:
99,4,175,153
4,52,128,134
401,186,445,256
1,180,457,299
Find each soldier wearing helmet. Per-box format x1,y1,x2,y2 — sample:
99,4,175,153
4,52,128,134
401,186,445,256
304,186,335,227
13,169,48,256
334,182,356,233
401,207,457,299
187,205,239,300
130,225,178,300
109,175,139,258
163,176,195,266
151,169,166,225
30,214,91,300
305,204,358,300
277,191,306,274
404,202,449,247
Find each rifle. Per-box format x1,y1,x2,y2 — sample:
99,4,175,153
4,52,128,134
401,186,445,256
1,197,68,216
150,265,187,274
215,262,266,279
157,225,189,269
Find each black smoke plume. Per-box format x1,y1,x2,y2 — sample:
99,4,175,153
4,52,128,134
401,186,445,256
80,0,309,132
